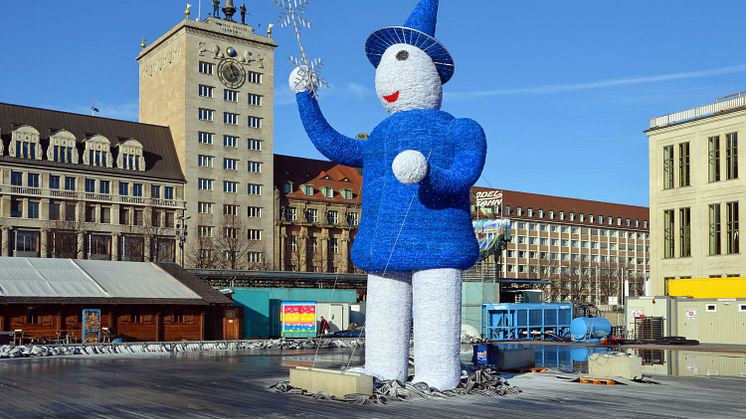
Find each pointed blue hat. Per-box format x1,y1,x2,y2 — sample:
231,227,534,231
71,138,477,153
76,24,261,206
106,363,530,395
365,0,455,84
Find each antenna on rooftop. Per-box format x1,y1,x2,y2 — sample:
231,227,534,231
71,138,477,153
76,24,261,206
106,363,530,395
91,98,100,117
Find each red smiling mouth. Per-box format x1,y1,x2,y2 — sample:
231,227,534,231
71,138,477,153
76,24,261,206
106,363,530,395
383,91,400,103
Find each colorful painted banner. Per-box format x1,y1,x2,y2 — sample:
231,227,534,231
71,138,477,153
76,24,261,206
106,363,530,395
280,302,317,336
82,309,102,343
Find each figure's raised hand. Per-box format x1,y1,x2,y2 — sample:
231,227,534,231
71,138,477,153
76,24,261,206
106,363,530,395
392,150,428,184
289,66,318,94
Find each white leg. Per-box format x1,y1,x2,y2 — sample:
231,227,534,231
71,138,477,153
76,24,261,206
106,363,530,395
364,271,412,382
412,268,462,390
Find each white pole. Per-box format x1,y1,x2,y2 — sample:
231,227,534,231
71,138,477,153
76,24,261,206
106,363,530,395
198,0,202,21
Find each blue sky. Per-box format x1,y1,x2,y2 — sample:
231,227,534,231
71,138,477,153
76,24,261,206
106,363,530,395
2,1,746,207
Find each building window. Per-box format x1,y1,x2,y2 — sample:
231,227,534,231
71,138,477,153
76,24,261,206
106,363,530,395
100,206,111,224
85,178,95,193
301,184,314,196
198,131,214,144
709,203,721,255
248,206,262,218
198,226,214,238
224,135,238,148
247,139,262,151
223,181,238,193
224,158,238,171
100,180,110,195
248,229,262,241
663,209,674,258
223,204,238,216
327,210,339,224
224,89,239,102
119,182,129,196
198,61,214,75
50,175,60,190
198,202,214,214
224,112,239,125
133,183,143,197
341,188,353,200
247,183,262,195
248,71,263,84
306,208,318,223
198,108,214,121
726,132,738,180
248,93,263,106
28,201,40,219
285,207,297,221
198,178,214,191
14,230,40,257
248,161,262,173
727,201,739,254
248,252,263,264
248,116,263,129
347,212,359,226
322,186,334,198
66,203,77,221
10,171,22,186
329,238,339,254
198,155,214,167
706,304,717,313
679,207,691,257
198,84,214,98
282,181,294,194
679,142,690,187
49,202,61,221
663,145,674,189
151,185,161,199
27,173,39,188
164,186,174,200
709,136,721,182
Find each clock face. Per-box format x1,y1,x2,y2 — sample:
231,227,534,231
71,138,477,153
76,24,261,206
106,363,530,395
218,59,246,89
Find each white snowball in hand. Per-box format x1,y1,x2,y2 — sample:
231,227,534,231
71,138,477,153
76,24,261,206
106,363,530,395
289,66,309,94
392,150,428,184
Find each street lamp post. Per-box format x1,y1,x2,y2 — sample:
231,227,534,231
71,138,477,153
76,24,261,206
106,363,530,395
176,214,191,267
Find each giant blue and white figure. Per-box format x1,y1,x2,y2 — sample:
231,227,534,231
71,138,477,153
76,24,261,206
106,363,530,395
290,0,486,390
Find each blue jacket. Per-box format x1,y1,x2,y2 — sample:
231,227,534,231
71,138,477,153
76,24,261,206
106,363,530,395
296,91,487,272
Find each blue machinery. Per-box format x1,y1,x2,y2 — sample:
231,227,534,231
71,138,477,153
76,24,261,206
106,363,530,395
481,303,573,341
570,317,612,342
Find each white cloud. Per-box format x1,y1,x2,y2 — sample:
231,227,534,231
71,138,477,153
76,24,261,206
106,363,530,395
449,64,746,100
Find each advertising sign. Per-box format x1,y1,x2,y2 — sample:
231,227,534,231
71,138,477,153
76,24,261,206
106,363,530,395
82,309,102,343
281,302,317,338
475,190,503,208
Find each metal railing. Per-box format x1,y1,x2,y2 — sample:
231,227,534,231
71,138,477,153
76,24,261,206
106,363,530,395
0,184,184,209
650,92,746,129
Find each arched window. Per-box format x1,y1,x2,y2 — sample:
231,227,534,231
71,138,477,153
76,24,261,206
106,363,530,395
10,125,42,160
116,139,145,171
48,129,79,164
83,135,112,168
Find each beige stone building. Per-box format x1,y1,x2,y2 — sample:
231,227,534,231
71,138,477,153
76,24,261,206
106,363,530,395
138,14,276,269
274,155,362,273
647,93,746,295
0,103,186,262
472,187,650,305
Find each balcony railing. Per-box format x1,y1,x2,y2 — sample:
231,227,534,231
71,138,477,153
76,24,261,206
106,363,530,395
0,184,184,209
649,92,746,129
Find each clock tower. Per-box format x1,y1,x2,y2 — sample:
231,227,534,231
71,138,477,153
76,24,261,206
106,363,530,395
138,12,277,269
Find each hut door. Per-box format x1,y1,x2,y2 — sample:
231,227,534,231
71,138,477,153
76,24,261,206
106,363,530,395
223,308,240,340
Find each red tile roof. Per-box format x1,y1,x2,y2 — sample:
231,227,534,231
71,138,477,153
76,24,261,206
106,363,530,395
274,154,362,204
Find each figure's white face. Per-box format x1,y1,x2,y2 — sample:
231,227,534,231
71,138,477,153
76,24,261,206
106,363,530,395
375,43,443,114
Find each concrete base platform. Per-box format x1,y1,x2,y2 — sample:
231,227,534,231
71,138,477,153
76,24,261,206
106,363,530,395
289,367,373,398
499,348,535,371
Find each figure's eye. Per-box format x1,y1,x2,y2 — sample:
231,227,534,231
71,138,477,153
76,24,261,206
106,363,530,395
396,50,409,61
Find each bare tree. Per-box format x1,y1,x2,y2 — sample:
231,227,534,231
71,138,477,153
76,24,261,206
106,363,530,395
216,214,253,270
186,235,220,268
143,209,172,262
47,217,94,258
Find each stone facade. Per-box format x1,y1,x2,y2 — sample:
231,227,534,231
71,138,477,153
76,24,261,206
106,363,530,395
138,17,276,269
274,155,362,273
647,100,746,296
0,104,186,262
